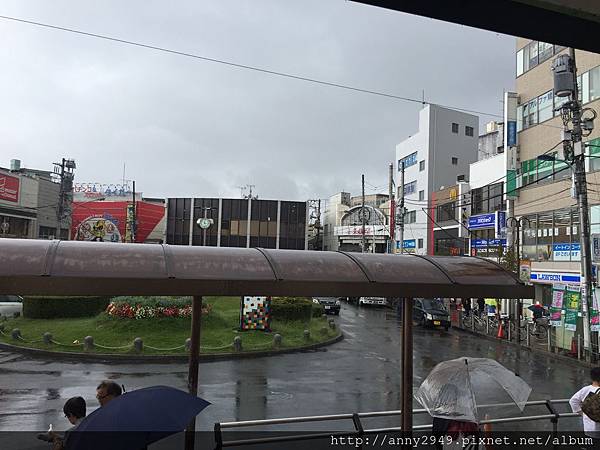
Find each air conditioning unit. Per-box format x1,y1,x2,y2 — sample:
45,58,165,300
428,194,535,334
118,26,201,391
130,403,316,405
457,174,467,183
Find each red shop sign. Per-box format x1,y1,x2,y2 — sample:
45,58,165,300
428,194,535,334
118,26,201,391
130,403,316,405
0,173,19,203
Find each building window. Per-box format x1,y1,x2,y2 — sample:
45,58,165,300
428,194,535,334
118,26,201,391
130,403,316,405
418,238,424,249
403,181,417,195
451,157,458,165
419,160,425,171
465,126,474,137
418,190,425,201
516,48,524,77
451,123,459,133
538,90,553,122
404,210,417,224
470,182,503,215
435,201,456,222
398,152,418,170
538,42,553,64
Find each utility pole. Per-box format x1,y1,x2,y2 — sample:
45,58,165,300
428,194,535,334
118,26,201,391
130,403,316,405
361,174,366,253
399,162,405,253
389,163,395,254
553,49,597,359
53,158,76,240
131,180,136,243
317,199,322,251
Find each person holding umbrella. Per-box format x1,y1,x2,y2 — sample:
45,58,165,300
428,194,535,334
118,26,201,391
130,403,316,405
430,384,478,450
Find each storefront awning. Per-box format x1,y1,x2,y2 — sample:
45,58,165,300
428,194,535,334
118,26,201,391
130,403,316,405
0,239,533,298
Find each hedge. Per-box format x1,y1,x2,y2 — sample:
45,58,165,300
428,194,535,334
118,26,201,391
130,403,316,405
109,296,192,308
271,297,314,322
23,296,110,319
312,302,324,317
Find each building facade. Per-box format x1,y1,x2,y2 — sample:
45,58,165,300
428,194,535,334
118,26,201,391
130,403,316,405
166,197,307,250
395,104,478,254
0,159,71,240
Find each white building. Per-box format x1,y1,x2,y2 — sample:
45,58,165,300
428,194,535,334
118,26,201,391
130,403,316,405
395,104,478,254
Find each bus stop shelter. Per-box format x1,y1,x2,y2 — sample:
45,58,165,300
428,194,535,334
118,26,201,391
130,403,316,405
0,239,534,448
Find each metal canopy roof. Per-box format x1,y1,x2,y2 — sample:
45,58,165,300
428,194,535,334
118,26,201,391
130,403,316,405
353,1,600,53
0,239,533,298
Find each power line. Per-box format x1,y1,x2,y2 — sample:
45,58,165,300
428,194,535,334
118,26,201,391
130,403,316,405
0,13,561,127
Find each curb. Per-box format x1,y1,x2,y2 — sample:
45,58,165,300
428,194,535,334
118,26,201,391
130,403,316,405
0,332,344,364
453,326,595,368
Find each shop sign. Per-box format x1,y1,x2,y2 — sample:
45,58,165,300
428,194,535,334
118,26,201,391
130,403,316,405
0,173,19,203
519,259,531,283
469,213,495,230
552,243,581,261
530,272,580,284
397,239,416,249
471,238,506,248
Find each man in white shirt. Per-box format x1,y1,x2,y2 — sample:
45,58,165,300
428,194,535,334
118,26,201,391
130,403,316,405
570,367,600,439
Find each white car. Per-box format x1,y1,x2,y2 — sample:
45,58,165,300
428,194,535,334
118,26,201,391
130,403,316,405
0,295,23,317
358,297,388,307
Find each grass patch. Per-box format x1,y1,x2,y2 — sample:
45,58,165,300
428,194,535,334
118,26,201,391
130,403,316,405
0,296,340,355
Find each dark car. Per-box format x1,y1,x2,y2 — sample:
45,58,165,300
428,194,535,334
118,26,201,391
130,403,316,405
413,298,450,330
313,297,341,315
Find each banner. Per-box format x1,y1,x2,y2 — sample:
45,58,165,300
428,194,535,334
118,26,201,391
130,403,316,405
592,288,600,332
550,283,565,327
564,285,580,331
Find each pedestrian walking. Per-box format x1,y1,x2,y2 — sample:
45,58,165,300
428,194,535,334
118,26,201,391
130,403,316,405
461,298,472,317
476,298,485,317
569,367,600,441
96,380,123,407
430,384,479,450
48,396,86,450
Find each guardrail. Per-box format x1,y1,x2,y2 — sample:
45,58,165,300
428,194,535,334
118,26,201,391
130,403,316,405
213,399,577,449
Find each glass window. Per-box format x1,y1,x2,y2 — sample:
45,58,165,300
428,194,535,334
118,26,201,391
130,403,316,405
488,182,504,212
538,90,553,122
517,105,523,132
451,157,458,165
589,138,600,172
589,66,600,102
581,71,590,104
553,209,572,261
465,126,474,137
522,214,537,261
522,44,530,72
528,41,538,68
404,210,416,224
452,123,459,133
471,187,485,215
404,181,417,195
525,98,538,129
418,238,424,249
419,160,425,171
419,190,424,201
538,42,553,63
516,48,524,76
537,213,553,261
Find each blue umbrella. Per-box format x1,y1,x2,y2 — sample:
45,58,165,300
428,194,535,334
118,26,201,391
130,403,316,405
65,385,210,450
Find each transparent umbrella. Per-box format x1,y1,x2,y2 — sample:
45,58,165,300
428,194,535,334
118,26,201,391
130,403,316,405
414,357,532,423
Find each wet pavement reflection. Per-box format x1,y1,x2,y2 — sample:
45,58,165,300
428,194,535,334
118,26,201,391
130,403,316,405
0,303,589,433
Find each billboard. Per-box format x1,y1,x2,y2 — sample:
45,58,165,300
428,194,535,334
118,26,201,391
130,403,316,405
0,173,19,203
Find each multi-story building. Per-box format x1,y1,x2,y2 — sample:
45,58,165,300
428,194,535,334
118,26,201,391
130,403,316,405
321,192,391,253
395,104,478,254
165,197,307,250
0,159,72,239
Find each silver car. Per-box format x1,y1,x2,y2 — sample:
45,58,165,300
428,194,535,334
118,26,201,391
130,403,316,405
0,295,23,317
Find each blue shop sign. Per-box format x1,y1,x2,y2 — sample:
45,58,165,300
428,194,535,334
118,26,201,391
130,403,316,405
397,239,416,249
471,238,506,248
507,121,517,146
469,213,496,230
530,272,581,283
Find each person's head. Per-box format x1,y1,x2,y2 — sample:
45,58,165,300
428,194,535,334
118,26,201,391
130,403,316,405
63,397,86,425
96,380,122,406
591,367,600,385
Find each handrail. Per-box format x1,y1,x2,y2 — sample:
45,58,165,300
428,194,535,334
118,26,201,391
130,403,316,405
213,399,575,449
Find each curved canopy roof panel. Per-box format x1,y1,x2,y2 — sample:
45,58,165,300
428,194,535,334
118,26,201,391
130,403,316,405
0,239,533,298
354,1,600,53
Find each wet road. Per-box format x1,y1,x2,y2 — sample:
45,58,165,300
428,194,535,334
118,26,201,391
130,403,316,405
0,303,589,434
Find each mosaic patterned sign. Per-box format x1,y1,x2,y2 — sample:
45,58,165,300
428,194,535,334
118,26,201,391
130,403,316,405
240,296,271,331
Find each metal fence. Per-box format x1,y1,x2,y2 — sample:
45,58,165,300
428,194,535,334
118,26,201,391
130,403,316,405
213,399,578,449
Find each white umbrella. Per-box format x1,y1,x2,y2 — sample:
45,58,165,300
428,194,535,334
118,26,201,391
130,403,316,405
415,357,532,423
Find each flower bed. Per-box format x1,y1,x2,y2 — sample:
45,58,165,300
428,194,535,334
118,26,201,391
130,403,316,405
106,297,212,320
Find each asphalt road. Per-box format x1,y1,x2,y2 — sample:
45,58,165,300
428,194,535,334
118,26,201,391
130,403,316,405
0,302,590,439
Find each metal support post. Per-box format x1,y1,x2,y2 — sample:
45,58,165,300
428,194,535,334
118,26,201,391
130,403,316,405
389,163,395,254
399,162,405,253
526,322,531,348
361,174,366,253
185,295,203,450
401,297,413,435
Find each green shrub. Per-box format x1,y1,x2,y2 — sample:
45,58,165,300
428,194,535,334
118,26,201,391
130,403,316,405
312,302,324,317
271,297,313,322
110,296,192,309
23,296,110,319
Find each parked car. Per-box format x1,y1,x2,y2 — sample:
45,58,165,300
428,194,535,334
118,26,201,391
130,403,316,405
358,297,388,307
312,297,341,315
413,298,450,330
0,295,23,318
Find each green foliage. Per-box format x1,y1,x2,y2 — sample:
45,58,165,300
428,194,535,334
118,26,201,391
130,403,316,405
271,297,313,322
312,302,324,317
23,296,110,319
110,296,192,308
498,246,518,274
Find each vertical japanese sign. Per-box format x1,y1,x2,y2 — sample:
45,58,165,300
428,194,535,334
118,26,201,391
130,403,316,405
550,283,565,327
564,285,581,331
592,287,600,332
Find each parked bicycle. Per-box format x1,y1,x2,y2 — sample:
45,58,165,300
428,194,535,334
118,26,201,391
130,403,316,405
509,317,549,342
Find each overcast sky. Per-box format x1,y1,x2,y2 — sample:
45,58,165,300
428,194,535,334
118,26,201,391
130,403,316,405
0,0,516,201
